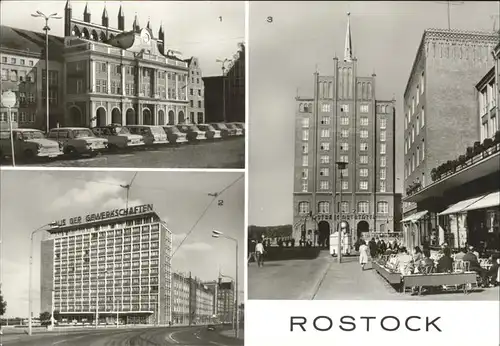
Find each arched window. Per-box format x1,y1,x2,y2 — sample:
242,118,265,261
299,103,304,112
72,26,81,37
318,202,330,214
377,202,389,214
303,103,309,113
298,202,310,215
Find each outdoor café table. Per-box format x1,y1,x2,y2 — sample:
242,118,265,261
402,272,477,295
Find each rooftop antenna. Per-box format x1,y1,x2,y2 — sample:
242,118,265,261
120,171,138,210
432,1,465,29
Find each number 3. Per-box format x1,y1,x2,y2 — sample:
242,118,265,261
267,16,273,23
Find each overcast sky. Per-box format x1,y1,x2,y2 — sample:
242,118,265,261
0,0,244,76
248,1,499,227
0,170,244,318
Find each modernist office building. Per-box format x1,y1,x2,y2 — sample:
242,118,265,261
40,204,173,325
401,29,499,246
0,25,65,130
172,271,214,325
62,1,192,128
292,13,398,246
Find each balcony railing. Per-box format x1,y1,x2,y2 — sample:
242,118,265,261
406,130,500,197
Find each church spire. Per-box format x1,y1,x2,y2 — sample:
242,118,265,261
133,13,140,32
344,12,353,62
83,2,91,23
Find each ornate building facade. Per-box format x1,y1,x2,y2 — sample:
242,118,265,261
184,57,205,124
292,13,398,246
62,1,191,128
172,272,214,325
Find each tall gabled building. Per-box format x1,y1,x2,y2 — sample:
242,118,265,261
292,13,398,246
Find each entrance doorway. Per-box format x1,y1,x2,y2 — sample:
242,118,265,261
357,220,369,240
318,221,330,248
96,107,106,127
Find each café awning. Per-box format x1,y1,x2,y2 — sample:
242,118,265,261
401,210,428,223
461,191,500,212
438,195,485,216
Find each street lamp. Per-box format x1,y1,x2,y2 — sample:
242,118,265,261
31,11,61,133
335,161,348,264
215,59,232,123
29,222,58,336
211,230,239,339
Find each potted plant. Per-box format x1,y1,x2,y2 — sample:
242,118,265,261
473,141,482,156
466,146,474,160
458,155,466,167
495,130,500,145
483,137,493,149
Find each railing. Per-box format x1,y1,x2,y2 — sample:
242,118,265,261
406,131,500,197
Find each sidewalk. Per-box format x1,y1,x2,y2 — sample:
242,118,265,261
314,257,500,300
219,329,244,340
248,251,332,299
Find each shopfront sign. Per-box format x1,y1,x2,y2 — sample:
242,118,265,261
55,204,154,227
312,213,374,222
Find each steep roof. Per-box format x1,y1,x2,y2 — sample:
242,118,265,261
0,25,65,61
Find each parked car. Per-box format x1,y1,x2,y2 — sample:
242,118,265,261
231,122,245,134
226,123,244,136
210,123,236,137
92,124,145,149
176,124,207,142
125,125,169,146
207,324,216,331
47,127,107,157
0,128,63,161
163,125,188,144
196,124,222,140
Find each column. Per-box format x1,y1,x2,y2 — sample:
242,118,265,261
154,70,158,98
107,62,111,95
89,101,96,127
154,104,158,125
121,102,126,125
174,105,178,124
106,102,111,125
90,60,96,93
122,65,126,96
138,67,143,97
175,74,179,101
165,71,168,100
138,103,143,125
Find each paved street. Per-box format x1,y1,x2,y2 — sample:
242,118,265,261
3,138,244,169
0,325,243,346
249,250,500,300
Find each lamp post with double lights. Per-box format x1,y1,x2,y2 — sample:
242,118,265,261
212,230,239,338
29,222,58,336
216,59,232,123
31,11,61,133
335,161,348,264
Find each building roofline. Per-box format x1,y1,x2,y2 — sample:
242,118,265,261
403,28,499,99
475,66,495,90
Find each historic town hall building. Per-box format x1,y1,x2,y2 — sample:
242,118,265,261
62,1,189,128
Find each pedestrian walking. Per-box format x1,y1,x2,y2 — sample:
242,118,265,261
255,240,265,267
247,239,257,264
359,240,370,271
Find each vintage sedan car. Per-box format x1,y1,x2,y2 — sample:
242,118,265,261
196,124,222,140
92,125,144,149
0,128,63,161
47,127,107,156
176,124,207,142
210,123,236,137
206,324,216,331
163,125,188,144
226,123,244,136
125,125,169,146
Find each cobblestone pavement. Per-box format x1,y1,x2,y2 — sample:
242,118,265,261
4,137,245,169
248,251,499,300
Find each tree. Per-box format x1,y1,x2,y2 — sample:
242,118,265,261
0,288,6,316
39,311,51,326
53,310,61,323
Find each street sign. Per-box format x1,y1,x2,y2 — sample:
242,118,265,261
1,90,16,108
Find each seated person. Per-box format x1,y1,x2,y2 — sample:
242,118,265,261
454,247,467,261
397,247,414,275
436,247,453,273
418,250,435,274
463,247,489,287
